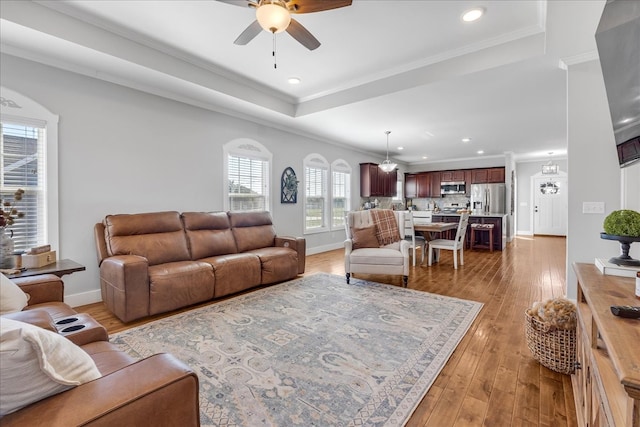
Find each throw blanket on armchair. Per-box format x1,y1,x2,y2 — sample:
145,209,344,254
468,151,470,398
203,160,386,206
370,209,401,246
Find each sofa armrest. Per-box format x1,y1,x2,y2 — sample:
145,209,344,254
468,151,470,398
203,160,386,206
12,274,64,305
100,255,150,323
275,236,306,274
0,353,200,427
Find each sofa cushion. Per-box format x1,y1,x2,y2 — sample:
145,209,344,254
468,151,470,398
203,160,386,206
148,261,215,315
182,212,238,259
247,247,299,285
228,211,276,252
104,211,190,266
81,341,137,376
351,225,380,249
0,274,29,315
201,253,262,298
349,247,406,266
0,317,101,416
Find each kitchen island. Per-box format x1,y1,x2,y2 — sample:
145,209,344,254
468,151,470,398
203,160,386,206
432,213,507,251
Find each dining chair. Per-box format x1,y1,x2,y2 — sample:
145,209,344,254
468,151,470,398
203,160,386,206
403,211,427,266
427,212,470,269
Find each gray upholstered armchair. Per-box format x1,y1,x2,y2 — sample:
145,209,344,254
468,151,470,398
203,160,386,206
344,210,410,287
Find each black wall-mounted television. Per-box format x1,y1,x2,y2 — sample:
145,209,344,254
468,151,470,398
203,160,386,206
595,0,640,168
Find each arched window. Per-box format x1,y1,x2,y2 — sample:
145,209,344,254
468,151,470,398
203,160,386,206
303,154,329,233
1,87,59,253
331,159,351,229
223,139,272,212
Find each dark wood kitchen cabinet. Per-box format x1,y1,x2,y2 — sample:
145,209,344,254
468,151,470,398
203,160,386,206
416,173,431,197
429,172,441,197
360,163,397,197
487,168,505,183
405,174,417,199
441,170,465,182
471,167,505,184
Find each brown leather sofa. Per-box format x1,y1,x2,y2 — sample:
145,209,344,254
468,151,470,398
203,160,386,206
1,275,200,426
95,210,305,322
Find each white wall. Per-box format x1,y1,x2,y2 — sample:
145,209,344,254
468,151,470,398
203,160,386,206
1,53,389,305
515,158,568,235
566,59,624,299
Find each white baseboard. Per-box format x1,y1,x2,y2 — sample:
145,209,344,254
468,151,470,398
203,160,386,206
66,289,102,308
517,230,534,236
306,242,344,255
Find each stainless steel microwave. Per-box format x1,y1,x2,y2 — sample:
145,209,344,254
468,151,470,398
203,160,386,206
440,182,466,195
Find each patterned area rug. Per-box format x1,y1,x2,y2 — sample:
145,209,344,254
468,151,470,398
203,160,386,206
111,273,482,427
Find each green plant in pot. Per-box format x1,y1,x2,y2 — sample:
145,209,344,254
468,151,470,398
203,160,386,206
600,209,640,266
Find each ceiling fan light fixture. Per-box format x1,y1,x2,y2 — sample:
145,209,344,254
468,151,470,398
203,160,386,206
379,131,397,173
256,2,291,33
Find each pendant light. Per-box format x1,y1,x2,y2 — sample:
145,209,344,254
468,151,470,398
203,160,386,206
542,151,559,175
379,131,397,173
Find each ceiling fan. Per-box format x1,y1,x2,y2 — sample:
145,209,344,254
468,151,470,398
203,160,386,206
217,0,352,50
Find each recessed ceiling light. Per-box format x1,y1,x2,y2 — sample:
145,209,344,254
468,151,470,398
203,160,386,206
422,156,428,159
287,77,301,85
462,137,472,143
397,147,404,150
477,150,484,154
462,7,485,22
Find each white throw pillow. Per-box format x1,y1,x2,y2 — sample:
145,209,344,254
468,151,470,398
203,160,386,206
0,274,29,315
0,317,102,416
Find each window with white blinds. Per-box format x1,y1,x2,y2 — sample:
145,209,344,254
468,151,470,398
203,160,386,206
331,159,351,229
304,154,329,233
1,121,47,252
223,139,271,212
227,155,268,211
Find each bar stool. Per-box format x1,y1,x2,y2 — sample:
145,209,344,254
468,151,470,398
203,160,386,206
470,223,494,252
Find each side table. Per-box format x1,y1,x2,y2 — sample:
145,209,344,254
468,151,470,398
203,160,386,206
6,259,85,279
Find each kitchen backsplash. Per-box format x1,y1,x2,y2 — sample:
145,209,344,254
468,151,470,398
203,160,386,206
359,195,471,211
410,195,470,210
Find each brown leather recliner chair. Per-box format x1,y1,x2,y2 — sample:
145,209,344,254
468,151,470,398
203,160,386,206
1,275,200,426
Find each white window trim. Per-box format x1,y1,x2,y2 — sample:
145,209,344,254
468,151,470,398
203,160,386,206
303,153,329,234
330,159,352,231
223,138,272,212
1,86,59,252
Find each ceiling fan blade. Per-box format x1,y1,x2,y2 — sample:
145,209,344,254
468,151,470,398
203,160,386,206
215,0,258,9
234,20,263,45
286,0,352,14
286,18,320,50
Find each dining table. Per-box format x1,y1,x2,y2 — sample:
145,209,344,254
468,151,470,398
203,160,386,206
414,222,459,264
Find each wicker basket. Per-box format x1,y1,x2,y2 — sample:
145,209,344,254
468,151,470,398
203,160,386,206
524,311,577,374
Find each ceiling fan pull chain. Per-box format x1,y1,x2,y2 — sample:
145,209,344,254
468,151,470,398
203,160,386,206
272,32,277,69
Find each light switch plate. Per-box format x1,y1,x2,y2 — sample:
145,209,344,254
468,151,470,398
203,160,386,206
583,202,605,214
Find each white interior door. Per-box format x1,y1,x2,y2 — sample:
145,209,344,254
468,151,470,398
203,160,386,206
533,175,567,236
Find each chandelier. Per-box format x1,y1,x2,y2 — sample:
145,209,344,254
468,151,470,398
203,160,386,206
379,131,397,173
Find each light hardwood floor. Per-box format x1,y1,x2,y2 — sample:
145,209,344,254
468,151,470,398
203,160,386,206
78,235,577,427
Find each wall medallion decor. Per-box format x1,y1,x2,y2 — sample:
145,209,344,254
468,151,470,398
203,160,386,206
281,167,299,204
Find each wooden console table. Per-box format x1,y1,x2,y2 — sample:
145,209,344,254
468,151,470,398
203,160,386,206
6,259,85,279
572,262,640,427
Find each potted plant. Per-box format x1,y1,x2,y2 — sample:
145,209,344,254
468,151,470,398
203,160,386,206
600,209,640,266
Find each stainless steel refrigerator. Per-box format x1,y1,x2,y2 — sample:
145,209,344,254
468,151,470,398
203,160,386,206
470,183,506,214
